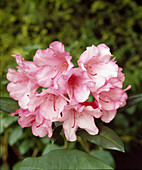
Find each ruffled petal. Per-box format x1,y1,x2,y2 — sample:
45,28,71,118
97,44,112,63
101,110,117,123
34,48,54,67
32,119,52,137
36,66,57,87
7,82,28,100
78,113,99,135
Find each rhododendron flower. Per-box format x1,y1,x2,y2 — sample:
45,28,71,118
34,41,73,89
11,108,53,137
57,68,96,104
78,44,118,91
7,54,39,109
7,41,131,141
93,78,131,123
59,104,102,141
28,89,67,121
93,78,131,111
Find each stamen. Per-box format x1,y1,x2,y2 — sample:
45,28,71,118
36,124,41,128
51,62,67,80
85,64,97,76
91,73,97,76
99,97,109,103
53,95,56,111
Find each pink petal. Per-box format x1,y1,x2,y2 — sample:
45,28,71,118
12,53,25,67
49,41,65,53
90,61,118,79
101,110,117,123
16,109,35,128
7,82,27,100
18,92,30,109
78,113,99,135
36,66,57,87
97,44,112,63
32,120,52,137
83,106,102,118
40,99,56,120
90,75,106,92
28,95,43,112
7,68,25,82
34,48,54,67
62,110,78,141
78,45,99,66
74,85,90,103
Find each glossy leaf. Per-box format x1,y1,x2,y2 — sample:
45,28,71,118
13,161,22,170
42,143,63,155
21,149,113,169
19,139,33,155
77,126,124,152
90,149,115,168
0,97,19,113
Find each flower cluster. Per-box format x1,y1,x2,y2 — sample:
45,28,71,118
7,41,131,141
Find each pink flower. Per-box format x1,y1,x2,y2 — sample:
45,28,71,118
7,54,39,109
59,104,102,141
93,78,131,111
32,119,52,138
11,108,53,137
92,78,131,122
7,41,131,141
33,41,74,89
11,108,35,128
57,68,95,104
78,44,118,91
28,89,67,121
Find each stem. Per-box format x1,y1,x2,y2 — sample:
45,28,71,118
78,136,90,154
11,145,22,159
2,129,10,170
60,132,69,149
64,139,69,149
32,147,39,157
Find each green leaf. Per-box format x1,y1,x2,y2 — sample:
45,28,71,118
8,126,23,145
42,143,63,155
113,114,129,128
19,139,33,155
13,161,22,170
90,149,115,168
0,114,18,134
118,93,142,112
77,126,124,152
21,149,113,169
0,97,19,113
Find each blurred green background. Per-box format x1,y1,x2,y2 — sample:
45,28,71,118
0,0,142,169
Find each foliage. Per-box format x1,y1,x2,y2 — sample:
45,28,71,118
21,149,113,169
0,0,142,169
77,126,125,152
